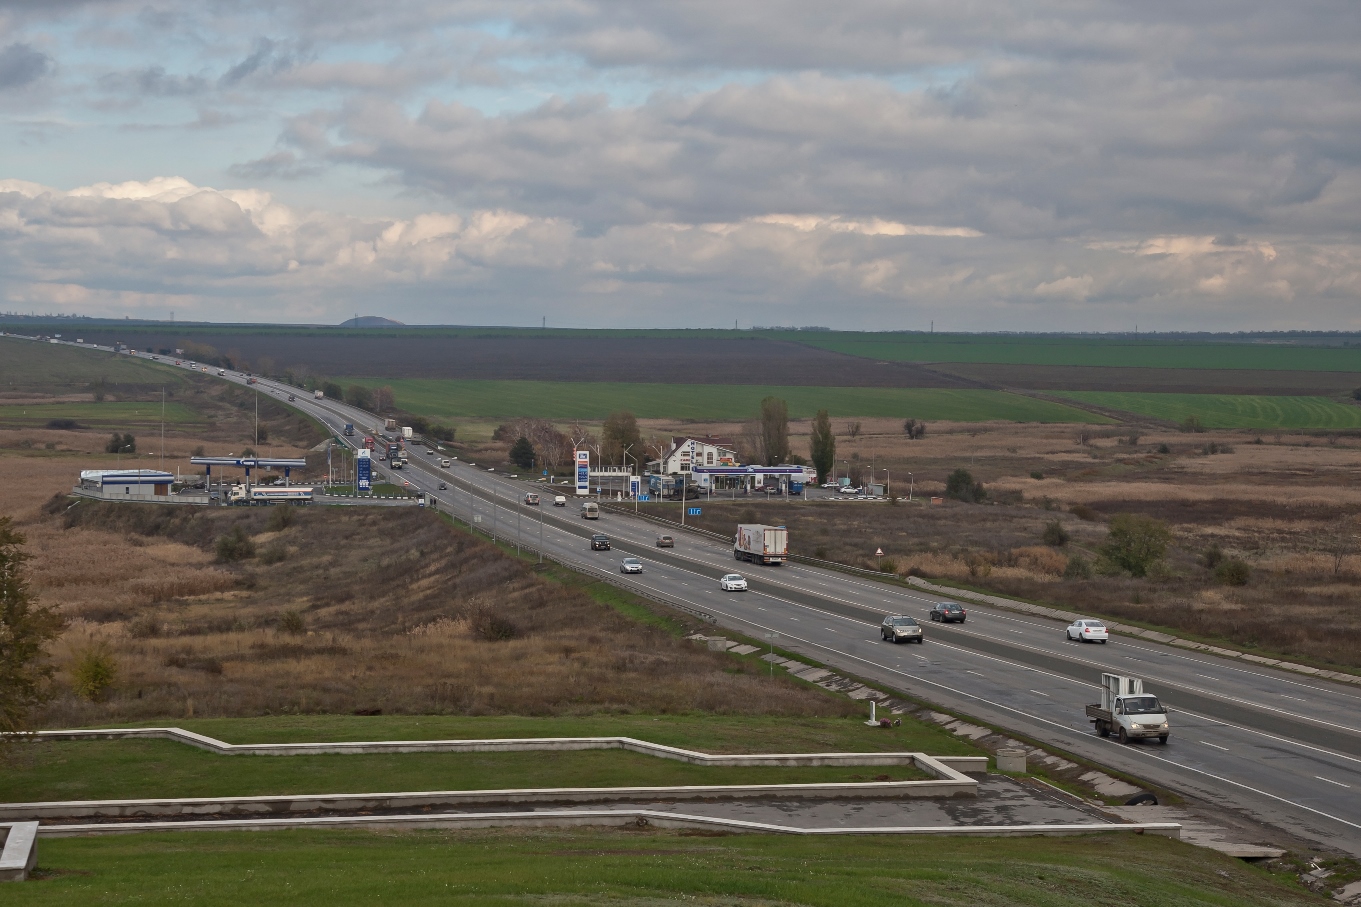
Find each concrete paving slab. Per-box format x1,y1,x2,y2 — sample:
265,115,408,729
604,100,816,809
1105,805,1284,859
729,644,759,655
1079,771,1142,799
790,668,832,683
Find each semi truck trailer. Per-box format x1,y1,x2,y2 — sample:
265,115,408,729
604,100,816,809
1085,674,1170,744
734,524,789,565
228,485,315,505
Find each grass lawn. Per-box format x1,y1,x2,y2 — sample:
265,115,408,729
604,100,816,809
1051,391,1361,429
791,332,1361,372
342,378,1108,423
6,715,974,803
0,401,204,428
16,827,1316,906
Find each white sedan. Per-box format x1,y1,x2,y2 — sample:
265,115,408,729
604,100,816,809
720,573,748,591
1066,619,1109,643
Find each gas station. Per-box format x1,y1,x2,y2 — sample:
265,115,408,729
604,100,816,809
190,456,309,502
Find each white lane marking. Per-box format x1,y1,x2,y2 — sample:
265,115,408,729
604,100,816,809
675,602,1361,835
1200,741,1229,751
1317,776,1351,788
966,670,985,677
1029,690,1050,697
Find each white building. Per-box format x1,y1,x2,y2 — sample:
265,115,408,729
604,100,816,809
649,436,740,475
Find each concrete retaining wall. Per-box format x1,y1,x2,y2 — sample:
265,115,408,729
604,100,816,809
0,823,38,881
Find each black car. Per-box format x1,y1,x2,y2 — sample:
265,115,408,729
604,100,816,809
438,482,447,490
591,534,611,551
929,602,967,623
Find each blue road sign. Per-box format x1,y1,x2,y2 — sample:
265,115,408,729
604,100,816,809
687,507,702,516
637,494,651,502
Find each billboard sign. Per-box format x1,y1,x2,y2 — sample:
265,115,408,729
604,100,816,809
575,449,590,496
356,449,371,492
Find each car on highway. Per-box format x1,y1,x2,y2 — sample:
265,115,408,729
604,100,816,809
1066,619,1109,643
838,486,862,495
590,533,611,551
524,493,540,505
929,602,967,623
821,482,840,489
880,615,924,643
487,466,496,472
720,573,748,591
553,495,567,506
438,482,447,490
656,535,674,547
287,394,295,402
620,557,643,574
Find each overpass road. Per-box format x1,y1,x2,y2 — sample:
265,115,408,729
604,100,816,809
141,354,1361,857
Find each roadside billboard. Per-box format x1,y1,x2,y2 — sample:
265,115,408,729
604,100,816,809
356,449,371,492
575,449,590,496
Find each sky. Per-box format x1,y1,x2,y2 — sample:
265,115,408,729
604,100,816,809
0,1,1358,331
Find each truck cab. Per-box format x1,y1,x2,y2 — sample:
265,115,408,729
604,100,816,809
1085,674,1169,744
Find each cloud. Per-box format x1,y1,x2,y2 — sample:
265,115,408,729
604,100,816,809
0,42,52,89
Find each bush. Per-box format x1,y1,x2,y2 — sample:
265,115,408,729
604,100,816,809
1181,416,1205,433
1157,443,1171,454
215,526,256,562
1353,387,1361,401
1070,503,1099,521
279,610,306,635
944,468,985,503
1042,519,1069,547
878,558,897,574
1030,471,1044,480
1062,555,1093,580
266,506,295,532
104,432,136,454
1201,543,1224,569
259,542,288,565
1099,513,1172,578
472,610,521,641
46,419,82,430
902,419,926,440
1215,558,1251,586
71,647,118,701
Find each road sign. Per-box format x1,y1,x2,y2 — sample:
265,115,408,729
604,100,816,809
688,507,702,516
875,547,884,556
356,449,371,492
637,494,651,502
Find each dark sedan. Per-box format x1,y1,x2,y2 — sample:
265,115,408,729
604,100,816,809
929,602,967,623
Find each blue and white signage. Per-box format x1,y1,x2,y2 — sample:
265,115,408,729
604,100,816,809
575,449,590,496
687,507,702,516
356,449,372,491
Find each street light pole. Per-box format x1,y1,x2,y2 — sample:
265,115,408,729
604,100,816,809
908,472,914,502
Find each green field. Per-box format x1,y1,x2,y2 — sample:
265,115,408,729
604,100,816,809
345,378,1108,423
0,336,186,390
0,401,204,428
1052,391,1361,429
6,715,971,803
791,333,1361,372
13,827,1315,905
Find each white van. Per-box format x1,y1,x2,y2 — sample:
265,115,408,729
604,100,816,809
580,501,599,519
440,459,451,468
553,495,567,507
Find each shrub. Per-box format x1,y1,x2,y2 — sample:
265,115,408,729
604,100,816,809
279,610,306,635
259,542,288,565
1042,519,1069,547
1070,503,1099,521
1099,513,1172,578
1030,471,1044,480
266,506,295,532
1157,443,1171,454
71,647,118,701
215,526,256,562
878,558,897,574
1181,415,1205,433
472,610,521,641
1201,543,1224,569
1353,387,1361,401
128,613,162,638
945,468,985,503
509,437,536,469
104,432,136,454
902,419,926,440
46,419,82,430
191,445,205,457
1215,558,1251,586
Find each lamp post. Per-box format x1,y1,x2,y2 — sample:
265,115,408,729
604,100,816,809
908,472,914,502
622,444,637,513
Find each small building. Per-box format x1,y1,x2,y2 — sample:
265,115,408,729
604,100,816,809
649,436,739,475
75,469,174,499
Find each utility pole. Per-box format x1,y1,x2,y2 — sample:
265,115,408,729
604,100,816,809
679,474,687,527
160,386,165,474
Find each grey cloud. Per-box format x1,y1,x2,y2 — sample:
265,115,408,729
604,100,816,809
100,65,209,96
0,42,52,89
228,150,320,180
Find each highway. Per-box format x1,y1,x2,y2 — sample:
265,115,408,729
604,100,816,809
111,346,1361,856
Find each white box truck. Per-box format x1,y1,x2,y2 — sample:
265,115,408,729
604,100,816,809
228,485,315,505
313,389,324,399
402,426,413,440
1085,674,1170,745
734,524,789,565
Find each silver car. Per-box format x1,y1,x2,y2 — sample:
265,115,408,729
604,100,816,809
881,615,924,644
620,557,643,574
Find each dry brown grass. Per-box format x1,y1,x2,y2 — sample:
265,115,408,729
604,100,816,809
26,502,854,727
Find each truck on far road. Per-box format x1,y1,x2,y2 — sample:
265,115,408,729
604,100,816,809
402,426,413,440
343,423,355,436
734,524,789,565
1085,674,1170,745
228,485,314,505
364,437,376,450
313,389,324,399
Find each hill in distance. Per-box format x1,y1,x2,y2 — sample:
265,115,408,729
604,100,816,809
339,315,405,328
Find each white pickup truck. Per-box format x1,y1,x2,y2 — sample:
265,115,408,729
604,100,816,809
1085,674,1170,745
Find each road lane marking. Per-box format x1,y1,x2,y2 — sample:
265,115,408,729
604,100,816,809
1029,690,1050,697
1317,776,1351,788
1199,741,1229,751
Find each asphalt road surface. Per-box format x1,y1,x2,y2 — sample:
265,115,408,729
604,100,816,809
124,349,1361,857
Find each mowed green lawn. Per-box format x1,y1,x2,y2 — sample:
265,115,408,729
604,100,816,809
5,714,972,803
343,378,1108,422
792,333,1361,372
0,401,204,428
14,828,1315,906
1053,391,1361,429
